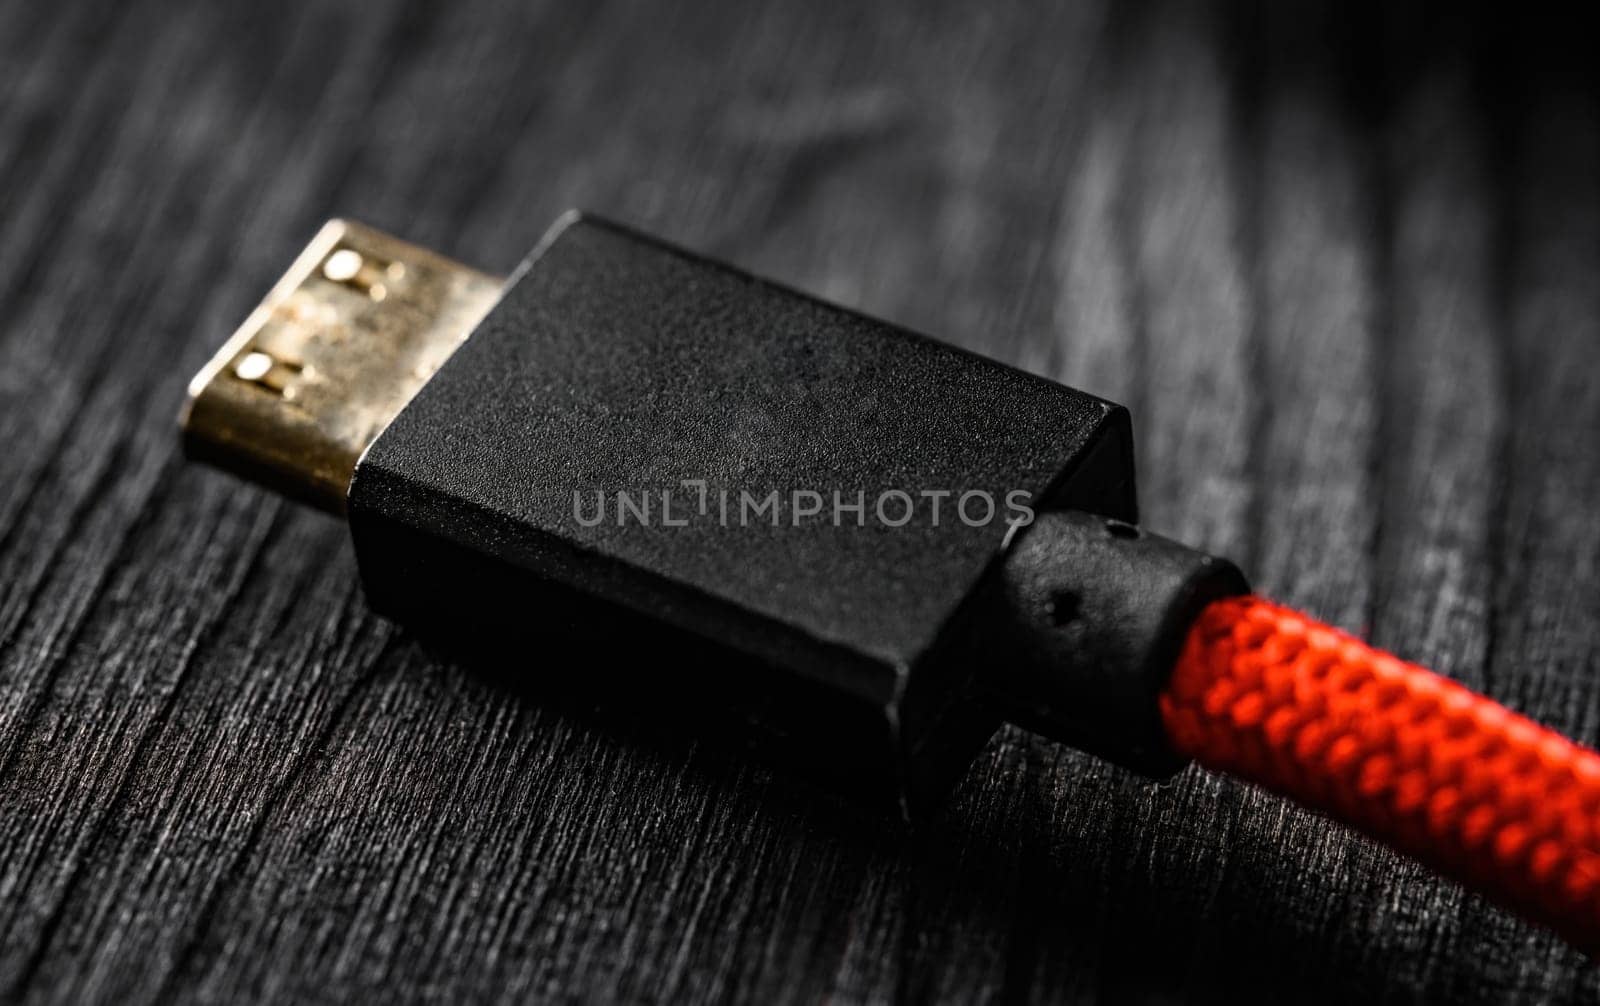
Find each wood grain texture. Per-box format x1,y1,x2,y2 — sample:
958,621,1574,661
1,0,1597,1001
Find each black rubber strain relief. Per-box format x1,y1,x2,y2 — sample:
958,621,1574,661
976,509,1249,777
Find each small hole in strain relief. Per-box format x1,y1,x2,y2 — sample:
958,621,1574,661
1049,589,1082,627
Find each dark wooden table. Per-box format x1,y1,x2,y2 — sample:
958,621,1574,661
2,0,1597,1000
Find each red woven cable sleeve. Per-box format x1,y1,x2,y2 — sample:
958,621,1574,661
1159,595,1600,950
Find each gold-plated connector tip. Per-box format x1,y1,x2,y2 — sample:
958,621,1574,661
181,220,504,514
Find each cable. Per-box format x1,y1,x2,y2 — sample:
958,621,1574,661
187,218,1597,954
1160,595,1600,950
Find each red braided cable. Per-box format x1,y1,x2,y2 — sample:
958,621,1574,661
1159,595,1600,950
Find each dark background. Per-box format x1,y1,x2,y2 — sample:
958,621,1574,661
2,0,1598,1001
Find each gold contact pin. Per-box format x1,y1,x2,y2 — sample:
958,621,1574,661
180,220,504,513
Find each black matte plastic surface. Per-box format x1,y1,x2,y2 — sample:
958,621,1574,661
348,214,1135,811
979,510,1249,775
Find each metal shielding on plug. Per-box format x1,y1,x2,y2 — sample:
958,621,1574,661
180,220,504,513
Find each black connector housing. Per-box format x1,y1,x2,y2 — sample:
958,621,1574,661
346,215,1143,813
